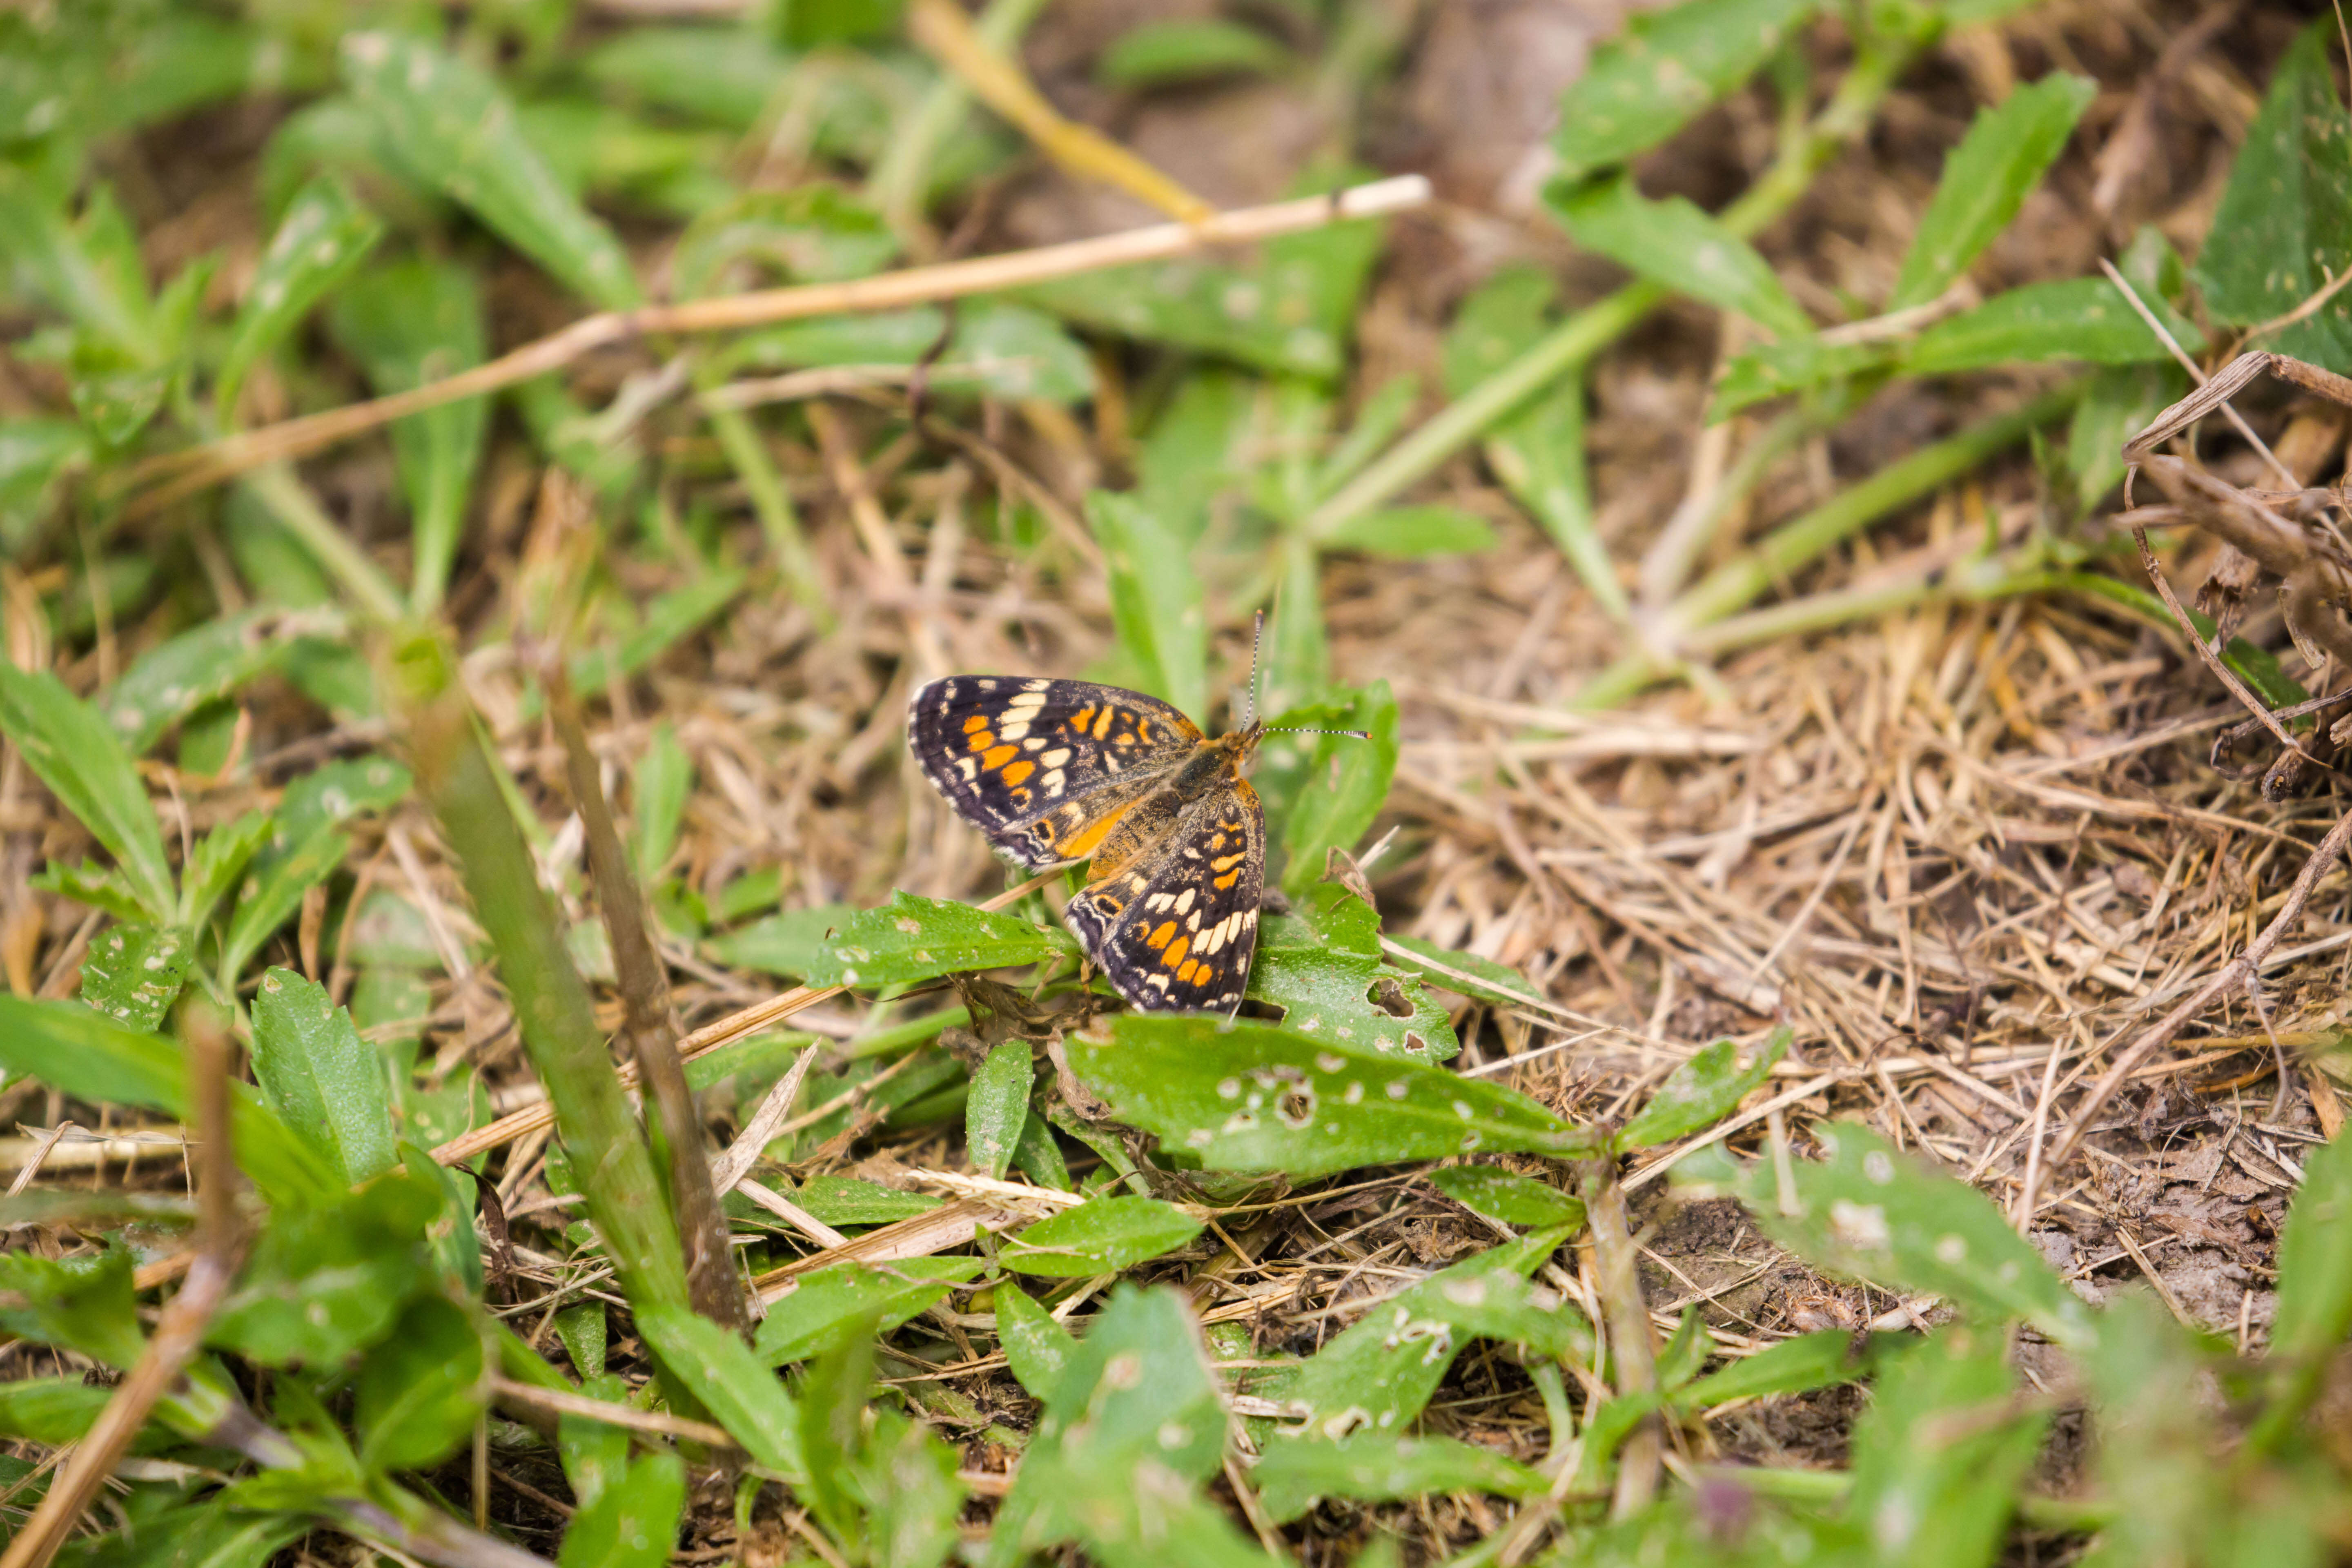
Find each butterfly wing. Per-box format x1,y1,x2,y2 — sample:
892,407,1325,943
1063,777,1264,1012
907,675,1203,869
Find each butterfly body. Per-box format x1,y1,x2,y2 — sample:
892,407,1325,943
908,675,1265,1012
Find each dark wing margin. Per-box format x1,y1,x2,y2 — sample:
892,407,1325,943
1064,786,1263,1014
906,675,1199,869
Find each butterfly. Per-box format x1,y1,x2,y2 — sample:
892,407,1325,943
907,639,1360,1013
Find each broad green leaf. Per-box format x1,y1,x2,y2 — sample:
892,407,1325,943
106,610,303,754
2191,20,2352,368
340,32,642,311
635,1304,804,1479
180,811,271,933
0,178,152,350
53,1497,304,1568
862,1408,965,1568
556,1374,633,1512
567,569,748,694
1710,334,1901,418
2067,362,2184,513
1090,490,1208,723
558,1450,685,1568
999,1194,1205,1278
632,724,692,885
250,968,398,1185
992,1280,1076,1400
795,1319,879,1544
1428,1166,1586,1229
0,662,174,918
216,175,384,418
28,860,147,925
1381,937,1551,1012
0,417,89,551
1247,884,1457,1062
209,1172,441,1365
1617,1029,1786,1150
1889,74,2098,311
556,1303,609,1382
220,827,349,985
706,901,857,979
1281,1231,1570,1437
789,1173,945,1225
1098,18,1288,87
0,996,332,1198
1903,276,2200,374
0,1378,111,1446
967,1038,1033,1181
802,891,1069,989
1318,505,1497,558
578,27,794,132
1254,1433,1544,1523
1548,175,1809,336
0,1246,145,1368
353,1294,484,1471
1670,1327,1892,1409
1732,1122,2095,1348
754,1256,985,1367
1078,1013,1587,1179
1275,684,1399,899
1843,1325,2047,1568
2270,1130,2352,1366
1551,0,1821,183
1015,1111,1074,1191
992,1285,1231,1564
274,755,413,847
66,334,172,447
79,922,191,1033
323,257,487,613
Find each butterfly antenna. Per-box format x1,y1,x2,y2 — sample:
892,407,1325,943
1246,608,1265,728
1261,726,1372,740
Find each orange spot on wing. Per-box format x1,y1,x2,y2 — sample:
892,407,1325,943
1059,798,1137,861
1211,852,1247,872
962,714,989,734
1000,760,1035,786
1163,936,1191,969
1069,706,1094,733
1093,706,1115,740
1214,869,1241,890
1177,959,1199,984
982,744,1018,769
967,728,996,752
1146,922,1176,951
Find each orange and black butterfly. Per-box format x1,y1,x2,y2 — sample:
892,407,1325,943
908,635,1359,1013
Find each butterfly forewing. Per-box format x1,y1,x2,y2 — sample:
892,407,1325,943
907,675,1201,869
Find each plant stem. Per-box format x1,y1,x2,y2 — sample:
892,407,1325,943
1301,24,1931,540
394,630,691,1314
241,465,406,625
1574,384,2080,707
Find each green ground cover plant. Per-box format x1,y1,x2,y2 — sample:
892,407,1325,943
1,0,2350,1562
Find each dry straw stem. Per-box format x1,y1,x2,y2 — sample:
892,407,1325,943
905,0,1212,224
0,1013,243,1568
429,868,1059,1165
124,176,1429,516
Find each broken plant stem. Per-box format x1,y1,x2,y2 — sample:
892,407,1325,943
2129,526,2318,765
125,178,1428,514
1301,19,1928,540
1579,1156,1661,1520
550,673,746,1335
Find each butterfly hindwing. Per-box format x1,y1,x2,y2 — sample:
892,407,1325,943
908,675,1202,869
1064,780,1264,1013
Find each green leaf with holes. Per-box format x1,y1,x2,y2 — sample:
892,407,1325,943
801,891,1072,989
1247,883,1458,1062
1073,1015,1592,1180
250,968,398,1186
967,1038,1034,1182
1733,1122,2094,1348
998,1195,1205,1278
1279,1230,1573,1439
216,174,383,418
79,922,192,1033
